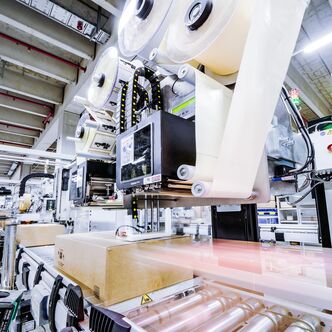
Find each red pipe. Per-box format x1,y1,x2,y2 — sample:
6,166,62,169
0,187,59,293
0,91,54,112
0,32,86,72
42,111,54,125
0,140,32,148
0,121,43,132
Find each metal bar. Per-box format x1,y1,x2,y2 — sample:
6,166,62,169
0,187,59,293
1,224,17,290
0,32,86,72
144,195,148,233
151,195,154,232
0,155,63,166
156,199,160,231
0,145,73,161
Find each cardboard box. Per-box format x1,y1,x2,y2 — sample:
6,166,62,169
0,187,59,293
54,232,193,304
17,224,65,247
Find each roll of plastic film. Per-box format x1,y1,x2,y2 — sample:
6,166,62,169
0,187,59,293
191,0,307,199
118,0,174,58
177,66,232,182
87,47,119,109
165,0,255,75
87,47,136,111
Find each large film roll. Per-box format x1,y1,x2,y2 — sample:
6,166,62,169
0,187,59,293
192,0,308,199
118,0,174,58
177,65,232,182
165,0,255,75
87,47,136,110
87,47,118,109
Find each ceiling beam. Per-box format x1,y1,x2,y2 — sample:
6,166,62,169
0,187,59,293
0,92,51,117
0,36,77,84
89,0,121,16
0,140,32,148
0,132,34,146
0,106,44,131
286,63,331,118
0,0,95,60
0,68,63,104
0,23,82,64
0,127,38,139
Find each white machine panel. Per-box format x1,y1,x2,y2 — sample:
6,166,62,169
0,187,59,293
310,128,332,174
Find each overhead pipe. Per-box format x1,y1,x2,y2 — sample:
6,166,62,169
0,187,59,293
42,111,54,125
0,154,63,166
0,145,74,161
0,91,53,113
0,32,86,72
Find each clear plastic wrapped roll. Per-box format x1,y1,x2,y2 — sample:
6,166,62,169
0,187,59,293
87,47,119,109
165,0,255,75
118,0,174,57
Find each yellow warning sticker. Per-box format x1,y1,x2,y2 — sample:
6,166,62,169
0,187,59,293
141,293,153,305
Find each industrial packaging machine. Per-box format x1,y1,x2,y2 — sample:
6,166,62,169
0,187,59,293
2,0,332,330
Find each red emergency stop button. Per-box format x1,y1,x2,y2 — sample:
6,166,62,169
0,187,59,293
328,144,332,152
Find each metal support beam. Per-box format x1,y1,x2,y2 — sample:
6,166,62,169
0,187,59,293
57,111,79,155
0,0,94,60
0,92,51,118
0,68,63,104
0,37,77,84
0,106,44,131
286,63,331,118
89,0,121,16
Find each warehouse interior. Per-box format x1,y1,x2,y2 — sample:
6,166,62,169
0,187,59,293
0,0,332,331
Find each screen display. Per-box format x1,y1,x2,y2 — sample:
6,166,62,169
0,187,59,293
121,124,153,182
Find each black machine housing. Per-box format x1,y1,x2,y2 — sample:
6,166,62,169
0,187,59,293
69,160,116,205
116,111,195,192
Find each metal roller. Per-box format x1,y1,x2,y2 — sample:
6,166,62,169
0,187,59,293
284,314,321,332
131,286,222,327
237,305,289,332
194,298,264,332
1,224,17,290
146,291,242,332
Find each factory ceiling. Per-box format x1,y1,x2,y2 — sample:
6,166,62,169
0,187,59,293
0,0,121,178
0,0,331,179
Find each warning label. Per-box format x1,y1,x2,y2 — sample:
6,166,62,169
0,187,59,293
141,293,153,305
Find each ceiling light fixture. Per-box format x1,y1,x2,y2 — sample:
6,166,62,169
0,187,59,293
303,32,332,53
